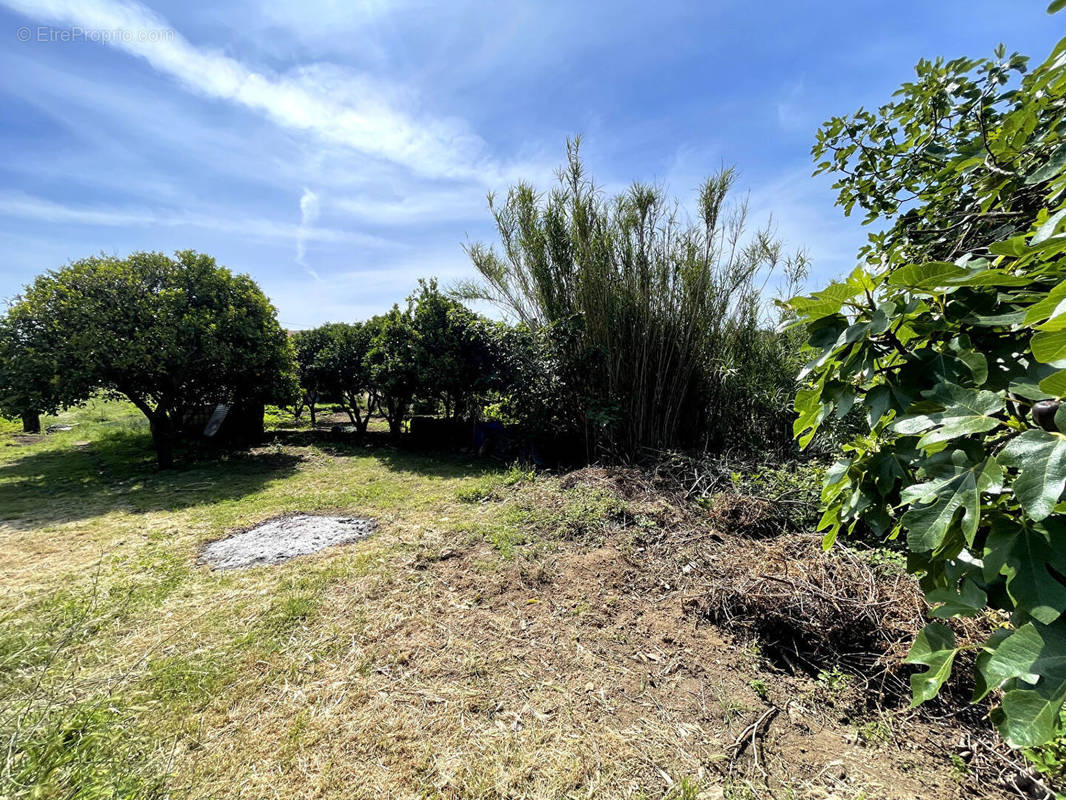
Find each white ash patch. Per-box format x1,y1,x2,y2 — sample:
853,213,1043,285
200,514,376,570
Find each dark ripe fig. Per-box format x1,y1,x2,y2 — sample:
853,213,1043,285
1033,399,1062,432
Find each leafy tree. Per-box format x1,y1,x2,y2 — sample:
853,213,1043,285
788,29,1066,746
486,318,592,447
366,308,418,438
4,251,297,467
321,322,376,434
292,326,333,426
293,322,376,433
0,312,67,433
408,279,495,420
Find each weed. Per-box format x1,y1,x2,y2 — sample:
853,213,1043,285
147,651,229,706
748,678,769,701
456,463,534,503
857,547,907,573
817,667,851,694
949,752,969,781
1,700,172,800
856,718,893,747
664,776,702,800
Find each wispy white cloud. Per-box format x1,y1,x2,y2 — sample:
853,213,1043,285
0,191,387,248
745,166,867,290
295,188,321,279
1,0,502,182
334,187,488,226
264,248,483,328
776,80,813,133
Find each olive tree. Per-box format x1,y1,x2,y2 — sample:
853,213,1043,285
5,251,297,467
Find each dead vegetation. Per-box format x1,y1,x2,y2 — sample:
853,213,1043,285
551,466,1055,799
702,492,781,538
698,535,926,695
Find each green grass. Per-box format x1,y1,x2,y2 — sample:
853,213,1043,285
0,400,515,800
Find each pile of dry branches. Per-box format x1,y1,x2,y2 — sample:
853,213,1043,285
695,534,927,697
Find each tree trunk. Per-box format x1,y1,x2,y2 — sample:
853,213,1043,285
385,400,404,439
149,412,175,469
21,410,40,434
342,394,358,425
348,397,370,437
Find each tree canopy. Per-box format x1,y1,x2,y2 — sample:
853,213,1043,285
3,251,296,467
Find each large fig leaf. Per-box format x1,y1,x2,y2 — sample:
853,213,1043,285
1000,429,1066,521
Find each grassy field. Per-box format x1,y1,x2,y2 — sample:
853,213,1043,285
0,401,1011,799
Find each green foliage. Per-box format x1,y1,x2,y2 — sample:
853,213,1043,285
408,279,497,420
366,306,420,437
0,314,63,427
2,251,297,467
481,318,590,441
1024,708,1066,785
455,464,534,503
289,282,504,438
294,322,376,432
1,701,170,800
720,459,826,533
789,35,1066,745
513,484,624,542
290,324,335,425
0,567,182,800
816,667,852,695
460,139,809,458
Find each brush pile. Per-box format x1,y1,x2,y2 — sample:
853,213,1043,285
695,534,925,696
558,465,991,704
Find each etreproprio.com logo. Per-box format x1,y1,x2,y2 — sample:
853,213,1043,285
16,25,175,43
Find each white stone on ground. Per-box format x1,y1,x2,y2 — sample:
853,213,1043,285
200,514,376,570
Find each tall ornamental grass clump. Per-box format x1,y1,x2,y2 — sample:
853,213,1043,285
460,140,808,458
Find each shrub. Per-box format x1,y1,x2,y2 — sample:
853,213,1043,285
789,29,1066,746
460,139,808,459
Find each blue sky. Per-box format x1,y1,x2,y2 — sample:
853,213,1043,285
0,1,1060,328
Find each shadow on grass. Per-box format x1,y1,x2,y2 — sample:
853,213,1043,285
0,429,303,529
267,428,503,480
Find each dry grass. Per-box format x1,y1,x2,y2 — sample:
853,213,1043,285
0,403,1042,799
